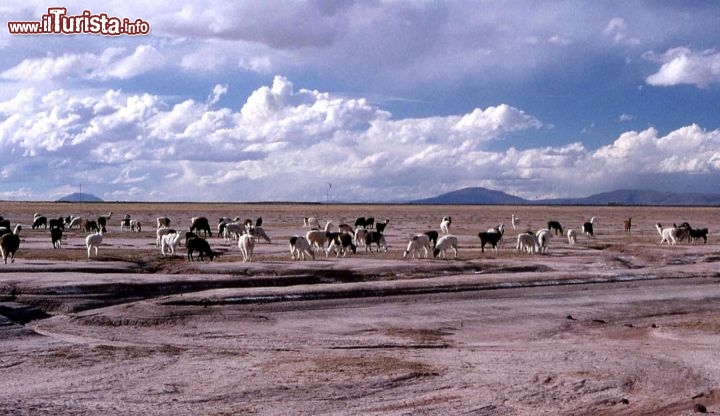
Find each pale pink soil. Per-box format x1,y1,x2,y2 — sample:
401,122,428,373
1,203,720,415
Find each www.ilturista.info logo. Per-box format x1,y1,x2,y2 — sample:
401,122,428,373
7,7,150,35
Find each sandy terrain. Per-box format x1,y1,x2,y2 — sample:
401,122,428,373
1,202,720,415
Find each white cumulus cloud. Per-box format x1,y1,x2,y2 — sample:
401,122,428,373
104,45,165,80
0,45,164,82
645,47,720,88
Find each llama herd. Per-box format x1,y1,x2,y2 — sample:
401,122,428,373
654,222,709,245
0,209,713,265
144,211,713,263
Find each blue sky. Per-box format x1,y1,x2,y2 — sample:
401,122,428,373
1,1,720,202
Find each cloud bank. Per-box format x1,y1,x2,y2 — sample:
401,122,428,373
1,76,719,202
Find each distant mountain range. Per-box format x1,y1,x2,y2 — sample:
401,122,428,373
410,187,720,205
49,188,720,205
56,192,104,202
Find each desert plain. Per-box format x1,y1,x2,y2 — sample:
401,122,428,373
1,201,720,415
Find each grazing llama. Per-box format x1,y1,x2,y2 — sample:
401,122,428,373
0,225,22,263
85,228,105,259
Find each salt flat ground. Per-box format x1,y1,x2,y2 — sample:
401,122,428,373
1,202,720,415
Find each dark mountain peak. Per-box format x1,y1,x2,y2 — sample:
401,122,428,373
411,187,527,204
56,192,104,202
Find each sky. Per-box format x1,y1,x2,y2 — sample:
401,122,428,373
1,1,720,202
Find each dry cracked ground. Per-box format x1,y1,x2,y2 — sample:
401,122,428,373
1,202,720,415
